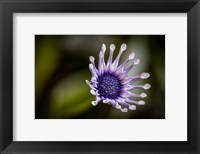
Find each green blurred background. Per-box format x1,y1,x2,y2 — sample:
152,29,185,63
35,35,165,119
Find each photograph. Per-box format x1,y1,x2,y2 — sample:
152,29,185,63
2,1,199,153
35,35,165,119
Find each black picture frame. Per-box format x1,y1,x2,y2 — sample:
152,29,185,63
0,0,199,153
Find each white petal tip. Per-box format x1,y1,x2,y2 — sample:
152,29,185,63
103,100,108,103
92,101,98,106
89,64,93,69
134,59,140,65
121,108,128,112
102,44,106,51
144,84,151,89
140,93,147,98
138,100,145,105
129,105,136,110
141,73,150,79
85,80,90,84
129,52,135,59
121,43,127,50
116,104,121,109
89,56,95,62
90,90,96,95
110,44,115,50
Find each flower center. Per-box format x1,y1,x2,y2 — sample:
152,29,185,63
97,73,122,99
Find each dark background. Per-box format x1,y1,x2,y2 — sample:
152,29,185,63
35,35,165,119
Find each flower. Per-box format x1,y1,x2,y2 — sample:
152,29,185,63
86,43,150,112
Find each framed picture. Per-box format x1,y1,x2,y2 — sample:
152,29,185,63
0,0,199,153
